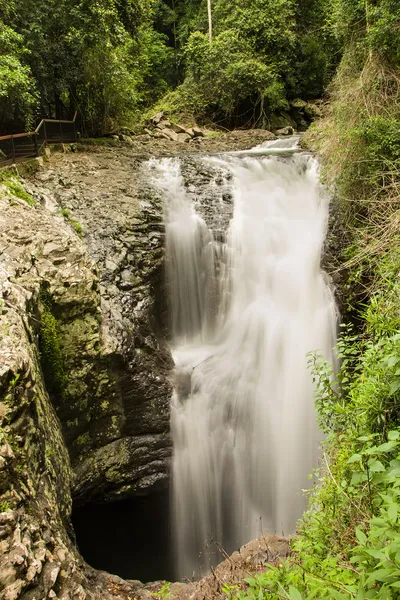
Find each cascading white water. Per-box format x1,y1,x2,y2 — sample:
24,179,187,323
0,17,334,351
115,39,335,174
150,138,337,579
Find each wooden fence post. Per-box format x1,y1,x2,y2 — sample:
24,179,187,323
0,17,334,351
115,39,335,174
11,136,16,163
34,134,39,157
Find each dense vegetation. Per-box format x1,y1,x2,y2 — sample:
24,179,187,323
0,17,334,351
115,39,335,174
0,0,340,133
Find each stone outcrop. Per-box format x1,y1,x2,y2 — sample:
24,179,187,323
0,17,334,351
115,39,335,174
0,186,155,599
8,153,173,506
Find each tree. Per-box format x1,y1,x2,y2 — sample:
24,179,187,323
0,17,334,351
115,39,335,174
0,20,37,131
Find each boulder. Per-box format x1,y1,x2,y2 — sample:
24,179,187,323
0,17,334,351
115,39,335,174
276,126,295,135
290,98,308,109
304,102,323,119
176,133,192,143
149,111,164,125
162,128,179,142
192,127,205,137
170,122,191,135
153,131,170,140
156,120,171,130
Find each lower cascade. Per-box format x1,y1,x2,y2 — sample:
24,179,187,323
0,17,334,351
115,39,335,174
151,138,338,579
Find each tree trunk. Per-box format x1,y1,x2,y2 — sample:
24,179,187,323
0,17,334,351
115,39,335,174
207,0,212,42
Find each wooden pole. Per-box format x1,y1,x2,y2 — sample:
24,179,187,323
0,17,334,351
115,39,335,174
207,0,212,42
11,135,15,163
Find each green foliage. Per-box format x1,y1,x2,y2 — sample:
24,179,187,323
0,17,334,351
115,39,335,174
0,0,173,134
39,286,67,396
0,20,37,130
153,0,339,124
152,582,171,599
182,29,288,121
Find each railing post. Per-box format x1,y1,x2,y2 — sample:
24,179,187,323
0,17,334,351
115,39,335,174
73,118,77,142
59,121,63,143
34,133,39,157
43,121,47,145
11,135,16,163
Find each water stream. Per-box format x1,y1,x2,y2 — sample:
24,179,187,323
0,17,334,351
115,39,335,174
150,138,337,579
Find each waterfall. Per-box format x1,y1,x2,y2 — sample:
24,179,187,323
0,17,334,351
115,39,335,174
150,138,337,579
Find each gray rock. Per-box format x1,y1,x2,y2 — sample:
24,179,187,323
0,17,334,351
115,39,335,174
149,111,164,125
192,127,205,137
161,128,179,142
156,120,171,130
276,126,295,135
177,133,191,143
169,122,190,135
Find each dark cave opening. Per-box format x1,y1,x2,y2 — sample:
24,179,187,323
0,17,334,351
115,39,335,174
72,489,173,582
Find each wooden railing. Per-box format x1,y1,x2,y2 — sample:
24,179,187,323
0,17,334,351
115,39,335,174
0,112,77,166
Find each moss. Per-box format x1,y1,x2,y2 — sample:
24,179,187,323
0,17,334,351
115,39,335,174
70,219,83,236
0,168,17,182
3,179,35,206
60,207,83,236
39,285,67,396
75,432,91,448
79,137,120,147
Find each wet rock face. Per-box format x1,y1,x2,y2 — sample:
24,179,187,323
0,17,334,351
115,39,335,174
3,150,173,508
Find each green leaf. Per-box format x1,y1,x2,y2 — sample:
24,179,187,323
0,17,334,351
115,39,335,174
356,528,367,545
368,459,385,472
365,548,387,560
387,356,400,367
366,568,396,584
388,503,398,522
356,585,366,600
371,517,390,528
390,380,400,394
351,471,368,485
388,431,400,441
348,453,362,464
387,467,400,478
376,441,398,453
288,587,302,600
390,581,400,588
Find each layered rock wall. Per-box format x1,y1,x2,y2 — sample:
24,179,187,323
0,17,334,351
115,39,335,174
0,187,151,599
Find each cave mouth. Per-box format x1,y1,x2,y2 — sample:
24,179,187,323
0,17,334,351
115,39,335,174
72,489,173,582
